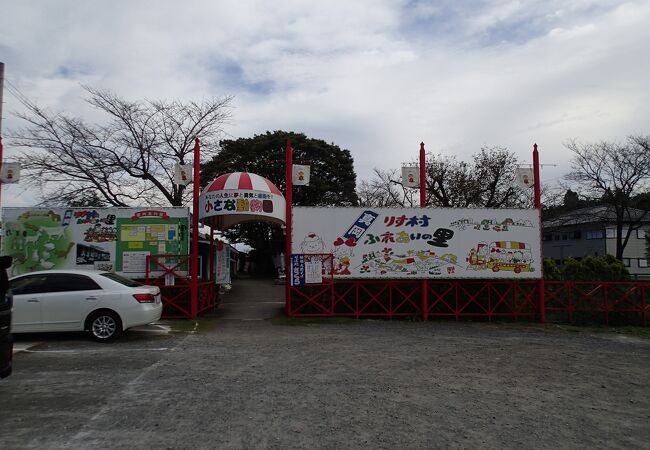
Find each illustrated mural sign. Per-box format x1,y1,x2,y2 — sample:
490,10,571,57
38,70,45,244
292,207,542,279
1,207,189,278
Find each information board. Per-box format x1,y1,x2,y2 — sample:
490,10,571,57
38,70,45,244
1,207,189,278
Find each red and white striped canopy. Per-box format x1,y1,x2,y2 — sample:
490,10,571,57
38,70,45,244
203,172,282,195
199,172,286,230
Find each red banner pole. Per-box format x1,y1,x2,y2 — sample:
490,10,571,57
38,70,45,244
533,143,545,323
285,139,293,317
420,142,428,321
209,226,215,282
191,138,201,319
0,137,4,213
419,142,426,207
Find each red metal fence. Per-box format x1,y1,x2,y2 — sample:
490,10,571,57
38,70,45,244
145,254,218,319
545,281,648,326
289,279,650,325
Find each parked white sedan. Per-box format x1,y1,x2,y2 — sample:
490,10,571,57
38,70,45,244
10,270,163,342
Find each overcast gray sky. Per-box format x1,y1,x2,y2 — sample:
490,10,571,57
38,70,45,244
1,0,649,207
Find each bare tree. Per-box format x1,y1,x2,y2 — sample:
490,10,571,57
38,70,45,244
10,87,232,206
470,146,521,207
358,146,524,209
356,168,417,207
565,135,650,259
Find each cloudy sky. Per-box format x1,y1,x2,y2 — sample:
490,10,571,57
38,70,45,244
1,0,649,207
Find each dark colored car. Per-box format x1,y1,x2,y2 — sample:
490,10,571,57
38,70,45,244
0,256,13,379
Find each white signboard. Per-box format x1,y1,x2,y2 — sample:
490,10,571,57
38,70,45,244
305,258,323,284
0,162,21,183
292,207,542,279
174,163,193,186
401,166,419,188
292,164,310,186
516,167,534,189
199,189,285,227
122,251,149,273
215,243,231,285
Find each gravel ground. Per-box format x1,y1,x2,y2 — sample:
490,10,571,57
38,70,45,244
1,280,649,449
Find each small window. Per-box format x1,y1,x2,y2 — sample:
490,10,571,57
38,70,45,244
639,259,649,268
622,258,631,267
43,274,101,292
586,231,604,240
554,234,560,241
100,272,143,287
572,231,582,239
637,229,647,239
543,233,552,241
606,228,616,238
10,275,49,295
562,234,568,240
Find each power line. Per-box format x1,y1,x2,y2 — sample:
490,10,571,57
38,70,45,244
4,78,38,110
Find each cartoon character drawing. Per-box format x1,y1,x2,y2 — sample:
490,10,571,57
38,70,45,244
300,233,325,254
466,241,533,273
333,245,354,275
358,248,457,277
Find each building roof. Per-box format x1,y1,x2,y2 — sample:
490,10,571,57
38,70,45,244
543,205,649,229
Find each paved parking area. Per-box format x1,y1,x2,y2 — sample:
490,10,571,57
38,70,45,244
1,315,649,449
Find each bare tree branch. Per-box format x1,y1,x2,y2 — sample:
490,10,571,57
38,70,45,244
564,135,650,259
9,86,233,207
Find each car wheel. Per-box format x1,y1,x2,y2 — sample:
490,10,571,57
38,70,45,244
87,311,122,342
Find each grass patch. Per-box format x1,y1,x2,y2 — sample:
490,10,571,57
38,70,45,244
167,317,222,334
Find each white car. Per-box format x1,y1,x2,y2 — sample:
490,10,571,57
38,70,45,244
9,270,163,342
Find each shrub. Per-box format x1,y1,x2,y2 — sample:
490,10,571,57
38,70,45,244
543,258,562,281
561,255,630,282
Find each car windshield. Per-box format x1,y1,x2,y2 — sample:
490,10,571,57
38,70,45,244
100,272,143,287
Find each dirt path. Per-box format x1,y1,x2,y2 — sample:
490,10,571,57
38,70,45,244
216,277,285,320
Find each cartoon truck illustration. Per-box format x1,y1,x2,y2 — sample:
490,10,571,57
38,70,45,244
467,241,533,274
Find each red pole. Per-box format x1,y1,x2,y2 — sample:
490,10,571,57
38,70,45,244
191,138,201,319
209,227,216,310
285,139,293,317
533,143,545,323
420,142,428,321
0,64,4,213
0,137,4,213
209,226,215,282
419,142,426,207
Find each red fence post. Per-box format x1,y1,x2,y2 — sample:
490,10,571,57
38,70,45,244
420,142,428,321
533,143,545,323
643,284,647,327
191,138,201,319
285,139,293,317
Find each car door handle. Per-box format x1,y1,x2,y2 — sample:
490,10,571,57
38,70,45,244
27,298,40,303
85,297,98,301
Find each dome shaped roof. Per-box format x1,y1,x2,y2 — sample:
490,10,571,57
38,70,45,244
199,172,286,230
203,172,282,195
